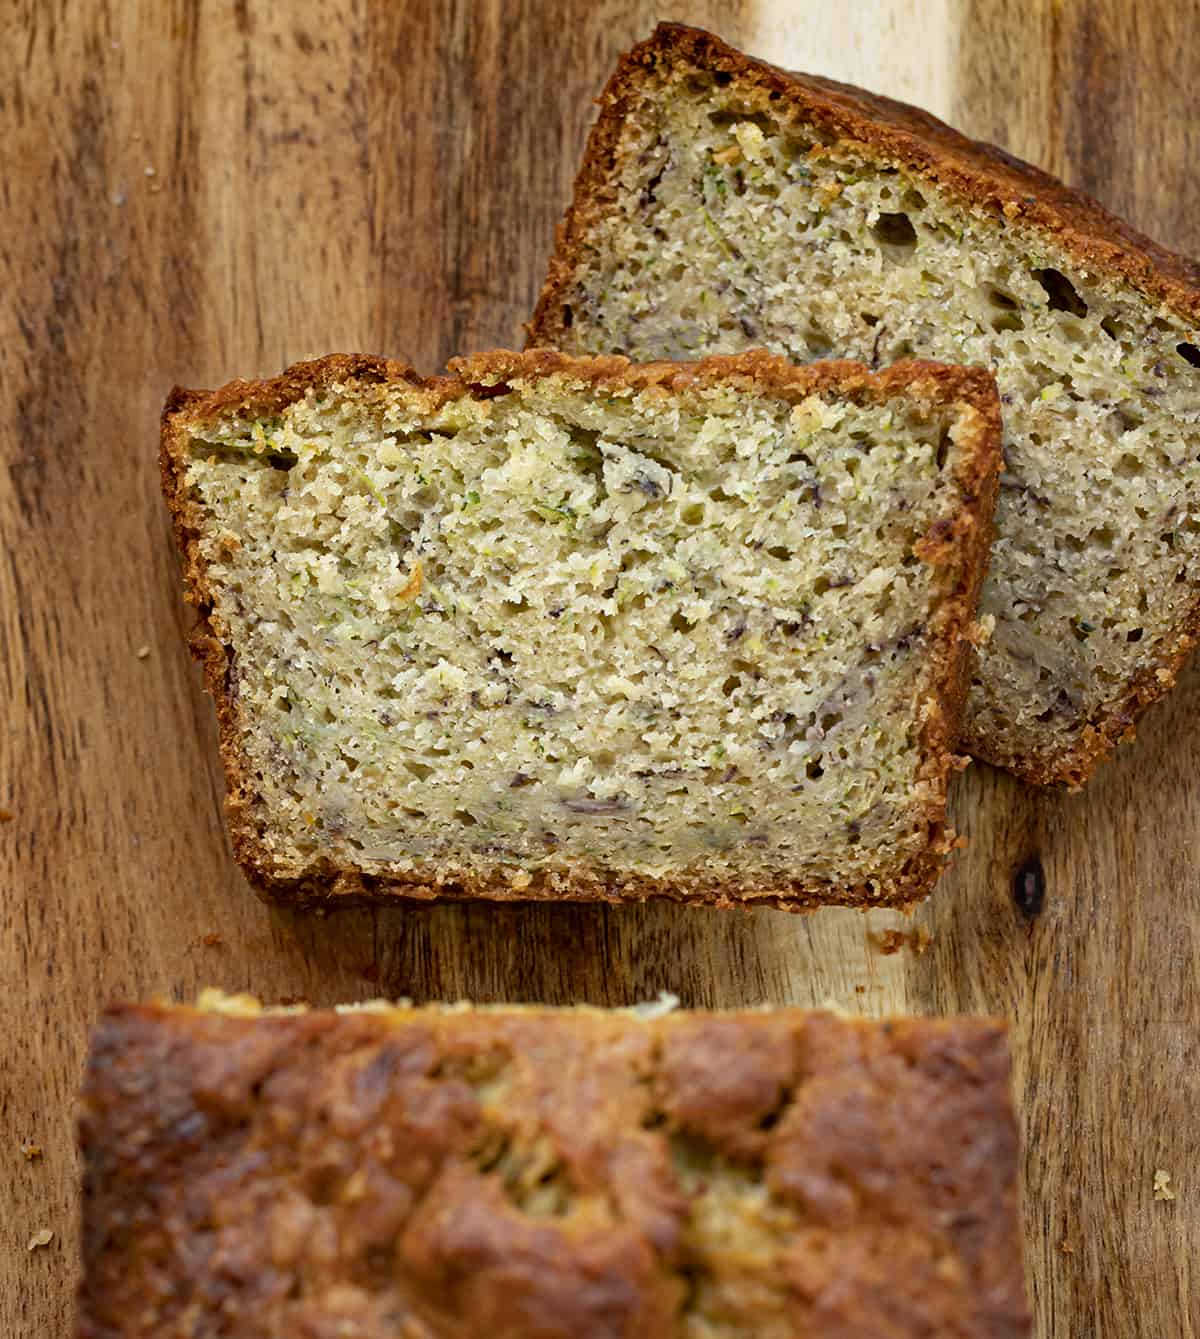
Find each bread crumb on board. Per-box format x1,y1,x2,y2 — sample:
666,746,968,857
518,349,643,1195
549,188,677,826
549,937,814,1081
0,808,14,822
19,1141,43,1162
1153,1168,1176,1202
27,1228,54,1252
136,644,151,660
874,926,933,956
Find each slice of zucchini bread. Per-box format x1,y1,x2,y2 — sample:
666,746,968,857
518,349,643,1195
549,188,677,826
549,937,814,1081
161,349,999,909
529,22,1200,786
78,995,1029,1338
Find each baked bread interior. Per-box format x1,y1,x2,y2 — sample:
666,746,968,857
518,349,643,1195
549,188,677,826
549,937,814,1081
162,349,998,908
529,22,1200,785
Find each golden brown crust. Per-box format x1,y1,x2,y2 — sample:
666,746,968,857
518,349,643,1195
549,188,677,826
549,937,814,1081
161,349,1000,911
529,21,1200,339
964,593,1200,786
527,22,1200,788
78,1002,1029,1339
455,345,999,413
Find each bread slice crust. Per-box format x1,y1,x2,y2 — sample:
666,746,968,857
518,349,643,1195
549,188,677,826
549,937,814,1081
161,349,999,910
78,997,1030,1338
528,22,1200,788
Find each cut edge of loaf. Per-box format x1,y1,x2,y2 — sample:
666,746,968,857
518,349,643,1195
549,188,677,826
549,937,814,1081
161,348,1000,911
527,21,1200,789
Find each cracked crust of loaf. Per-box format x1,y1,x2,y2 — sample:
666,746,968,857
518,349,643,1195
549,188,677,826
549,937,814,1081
528,21,1200,789
161,348,999,911
78,1000,1030,1338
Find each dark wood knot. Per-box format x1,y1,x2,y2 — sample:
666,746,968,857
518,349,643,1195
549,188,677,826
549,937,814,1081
1012,855,1046,919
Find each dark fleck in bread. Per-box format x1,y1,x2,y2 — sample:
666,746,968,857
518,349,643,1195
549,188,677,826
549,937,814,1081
77,994,1030,1338
161,348,999,910
528,22,1200,787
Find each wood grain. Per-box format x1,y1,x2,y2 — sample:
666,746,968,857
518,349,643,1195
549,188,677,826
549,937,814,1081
944,6,1200,1336
2,2,1197,1336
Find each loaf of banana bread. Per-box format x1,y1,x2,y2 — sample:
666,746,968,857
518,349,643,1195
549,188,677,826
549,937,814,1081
529,22,1200,786
78,995,1029,1338
161,348,998,909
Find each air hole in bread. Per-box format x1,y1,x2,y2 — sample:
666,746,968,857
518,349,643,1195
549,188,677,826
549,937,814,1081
1114,453,1144,479
805,327,834,356
1033,267,1087,316
991,312,1024,334
871,212,918,251
468,381,512,400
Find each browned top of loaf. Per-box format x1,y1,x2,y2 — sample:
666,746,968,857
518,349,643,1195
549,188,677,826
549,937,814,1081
165,346,1001,431
78,1003,1028,1338
531,22,1200,341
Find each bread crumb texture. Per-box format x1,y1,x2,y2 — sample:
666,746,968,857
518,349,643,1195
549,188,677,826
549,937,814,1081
532,25,1200,784
78,1001,1028,1338
27,1228,53,1252
165,352,996,908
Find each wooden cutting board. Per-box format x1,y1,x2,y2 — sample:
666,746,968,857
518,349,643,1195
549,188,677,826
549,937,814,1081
3,3,1197,1334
